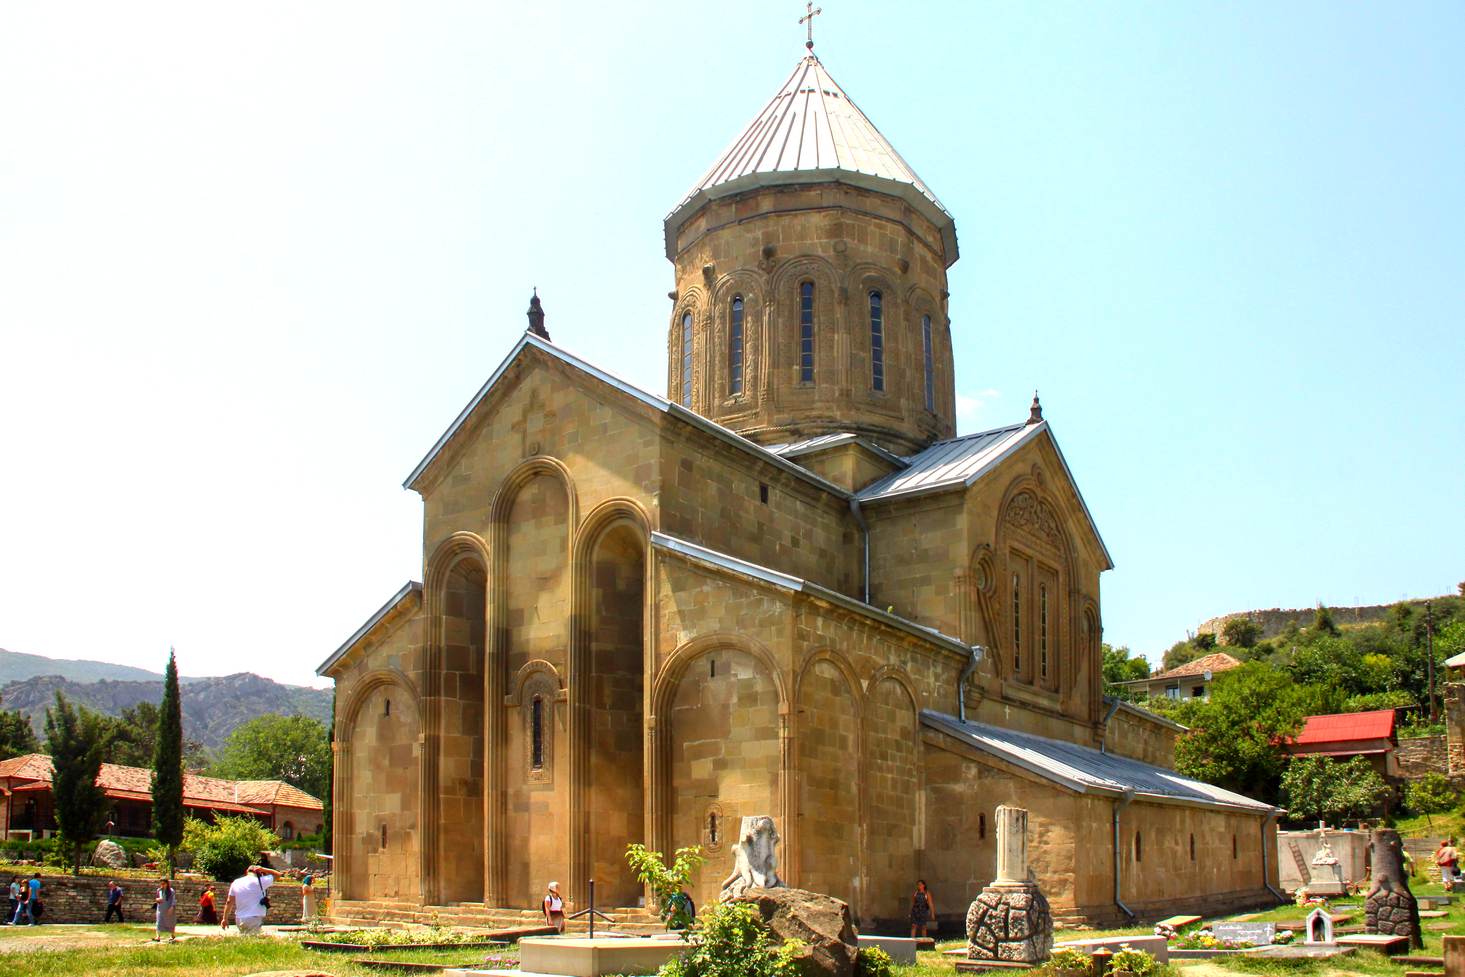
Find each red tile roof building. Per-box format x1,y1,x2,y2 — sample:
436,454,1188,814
1116,652,1244,702
0,753,323,841
1283,709,1399,777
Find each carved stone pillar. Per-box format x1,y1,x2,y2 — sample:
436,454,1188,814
994,805,1028,884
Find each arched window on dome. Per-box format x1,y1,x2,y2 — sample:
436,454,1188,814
729,296,744,395
680,312,694,408
1012,570,1023,674
869,291,884,391
799,281,815,383
922,315,935,412
1039,582,1050,681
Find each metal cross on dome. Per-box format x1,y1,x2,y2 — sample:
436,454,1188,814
799,1,823,51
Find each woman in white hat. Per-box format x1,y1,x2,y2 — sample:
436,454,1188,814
542,881,566,933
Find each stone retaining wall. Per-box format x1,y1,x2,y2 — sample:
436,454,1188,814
0,873,303,925
1396,736,1450,779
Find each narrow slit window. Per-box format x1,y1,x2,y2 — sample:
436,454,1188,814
1135,831,1142,863
1012,572,1022,673
1039,584,1049,680
869,291,884,391
531,695,545,769
799,282,815,382
922,314,935,411
729,297,744,395
384,699,391,717
1232,835,1238,859
381,823,388,848
681,312,694,408
1190,834,1196,861
708,812,719,845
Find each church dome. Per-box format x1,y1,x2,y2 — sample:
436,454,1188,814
664,55,957,265
664,54,959,455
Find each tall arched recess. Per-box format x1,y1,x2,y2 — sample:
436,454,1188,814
341,674,420,902
434,554,487,904
584,518,647,906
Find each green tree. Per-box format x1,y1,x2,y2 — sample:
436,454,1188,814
1102,644,1150,698
210,714,331,799
1162,639,1202,671
1313,604,1340,636
1221,618,1263,649
181,815,281,881
152,650,185,877
1194,632,1217,652
626,843,705,931
1172,662,1325,803
45,692,113,874
323,693,334,855
0,693,38,758
1281,755,1391,825
1404,773,1458,821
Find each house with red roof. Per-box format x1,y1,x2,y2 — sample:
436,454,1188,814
1283,708,1400,778
0,753,323,841
1116,652,1244,702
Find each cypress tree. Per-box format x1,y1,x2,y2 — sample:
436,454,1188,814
45,692,110,875
323,691,334,854
152,649,185,878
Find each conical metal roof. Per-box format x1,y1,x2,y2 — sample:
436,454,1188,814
665,55,958,264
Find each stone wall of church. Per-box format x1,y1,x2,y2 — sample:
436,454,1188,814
668,182,956,455
921,737,1277,927
330,605,425,905
1105,707,1179,768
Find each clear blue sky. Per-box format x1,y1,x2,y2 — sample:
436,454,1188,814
1,2,1461,687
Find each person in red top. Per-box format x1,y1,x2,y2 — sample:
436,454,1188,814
542,881,566,933
1435,838,1460,891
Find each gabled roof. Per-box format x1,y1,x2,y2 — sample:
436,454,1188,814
651,531,978,661
1291,709,1396,746
1446,651,1465,670
0,753,52,783
922,711,1278,814
665,55,957,264
402,332,850,500
856,420,1114,570
1147,652,1243,683
317,580,423,677
767,431,906,469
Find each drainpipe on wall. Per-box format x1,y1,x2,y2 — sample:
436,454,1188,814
1112,790,1137,922
958,645,985,724
1099,698,1123,754
1261,812,1286,903
848,497,870,604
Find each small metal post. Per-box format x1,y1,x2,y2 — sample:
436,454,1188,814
567,877,614,937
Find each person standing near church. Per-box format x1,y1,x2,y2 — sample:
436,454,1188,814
543,881,566,933
221,864,283,934
909,879,934,938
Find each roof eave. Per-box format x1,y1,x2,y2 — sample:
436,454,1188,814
317,581,423,677
664,169,958,267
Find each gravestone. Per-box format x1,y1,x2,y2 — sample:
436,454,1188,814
1309,830,1346,896
965,806,1054,964
1212,922,1275,946
1364,829,1422,950
1305,907,1335,945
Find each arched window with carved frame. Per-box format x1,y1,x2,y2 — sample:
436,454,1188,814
798,281,815,383
729,296,745,395
869,290,884,391
680,311,694,408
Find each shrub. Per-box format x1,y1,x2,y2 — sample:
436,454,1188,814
1405,773,1459,817
1046,947,1091,977
626,843,704,932
182,815,280,882
1108,947,1158,977
856,945,894,977
659,901,800,977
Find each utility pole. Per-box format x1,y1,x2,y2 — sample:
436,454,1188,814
1426,601,1438,723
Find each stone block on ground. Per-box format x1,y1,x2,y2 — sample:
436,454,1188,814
91,839,128,869
733,886,857,977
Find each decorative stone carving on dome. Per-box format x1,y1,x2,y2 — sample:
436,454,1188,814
1004,492,1062,550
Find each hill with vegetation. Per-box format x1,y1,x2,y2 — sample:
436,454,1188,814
1103,585,1465,818
0,647,169,685
0,671,332,750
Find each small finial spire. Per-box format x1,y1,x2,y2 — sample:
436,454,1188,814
526,288,550,341
1027,390,1043,425
799,2,822,52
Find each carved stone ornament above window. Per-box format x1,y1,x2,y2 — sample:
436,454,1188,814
1004,491,1062,549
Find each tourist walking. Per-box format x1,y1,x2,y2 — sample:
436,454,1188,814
104,881,126,923
195,886,219,925
153,878,177,941
543,881,566,933
1434,838,1460,891
5,877,19,925
220,864,283,934
11,873,41,926
909,879,934,938
301,869,316,919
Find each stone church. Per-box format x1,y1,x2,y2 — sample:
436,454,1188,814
320,51,1281,929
